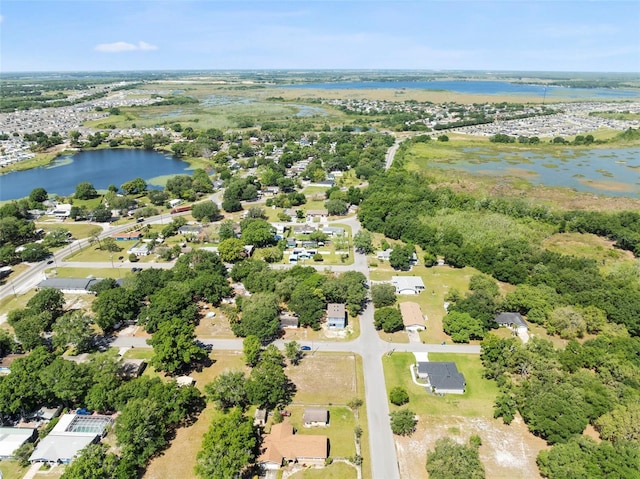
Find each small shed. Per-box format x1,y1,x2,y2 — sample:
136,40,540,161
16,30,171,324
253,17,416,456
303,408,329,427
326,303,347,329
120,359,147,378
279,314,299,329
176,376,195,387
254,409,267,427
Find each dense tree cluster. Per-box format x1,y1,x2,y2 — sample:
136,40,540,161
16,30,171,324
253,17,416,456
7,288,66,350
426,437,485,479
481,333,640,471
358,171,640,337
230,260,367,332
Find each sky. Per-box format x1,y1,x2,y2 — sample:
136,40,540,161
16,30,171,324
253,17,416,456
1,0,639,73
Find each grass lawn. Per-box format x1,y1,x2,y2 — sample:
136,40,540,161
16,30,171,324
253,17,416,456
286,405,358,458
301,185,331,195
0,461,28,479
45,267,131,279
63,241,139,262
34,465,64,478
382,352,498,418
290,314,361,342
0,289,36,317
35,222,99,240
378,330,409,343
289,461,357,479
287,353,359,405
121,348,154,360
194,307,236,339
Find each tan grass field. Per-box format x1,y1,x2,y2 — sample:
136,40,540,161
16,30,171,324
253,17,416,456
287,353,359,405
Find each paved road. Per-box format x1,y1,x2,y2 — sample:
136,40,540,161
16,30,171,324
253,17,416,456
5,137,482,479
384,138,401,169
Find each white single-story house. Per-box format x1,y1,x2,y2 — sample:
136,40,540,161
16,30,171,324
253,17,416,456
495,312,529,334
127,245,150,257
416,362,466,395
37,278,100,294
303,408,329,427
50,204,72,219
391,276,425,295
399,302,426,331
0,427,37,459
322,226,345,237
306,209,328,221
29,414,113,464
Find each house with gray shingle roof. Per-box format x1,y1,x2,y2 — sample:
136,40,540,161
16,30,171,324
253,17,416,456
416,362,466,394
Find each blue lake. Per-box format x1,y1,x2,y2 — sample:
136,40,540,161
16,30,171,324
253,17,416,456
0,149,191,201
285,80,640,99
430,147,640,197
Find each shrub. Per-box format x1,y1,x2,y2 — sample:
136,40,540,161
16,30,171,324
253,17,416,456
390,387,410,406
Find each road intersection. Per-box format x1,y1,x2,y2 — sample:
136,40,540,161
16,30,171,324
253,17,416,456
0,147,483,478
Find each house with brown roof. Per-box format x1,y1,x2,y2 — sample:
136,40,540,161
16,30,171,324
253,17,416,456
399,302,426,331
258,421,328,470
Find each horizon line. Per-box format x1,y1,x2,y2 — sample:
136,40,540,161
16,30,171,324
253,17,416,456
2,68,639,75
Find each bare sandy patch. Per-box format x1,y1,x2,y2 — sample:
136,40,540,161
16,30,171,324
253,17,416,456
395,415,548,479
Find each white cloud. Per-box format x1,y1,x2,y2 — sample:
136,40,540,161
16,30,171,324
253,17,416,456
95,41,158,53
137,41,158,51
0,15,4,24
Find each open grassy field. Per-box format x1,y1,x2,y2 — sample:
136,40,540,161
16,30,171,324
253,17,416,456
0,288,37,318
382,352,546,479
45,266,131,279
35,222,99,240
542,232,635,272
287,353,359,405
